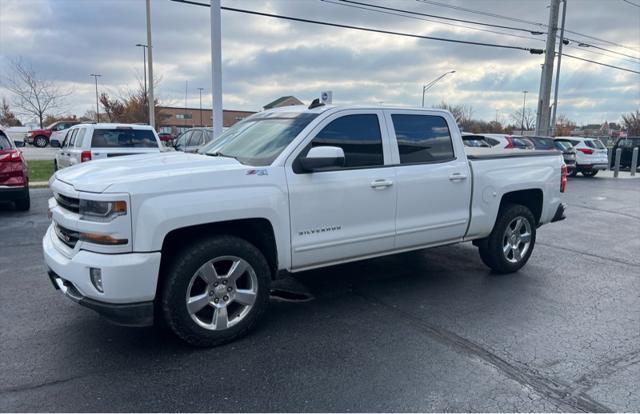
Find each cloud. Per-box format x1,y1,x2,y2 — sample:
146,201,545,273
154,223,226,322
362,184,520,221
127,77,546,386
0,0,638,124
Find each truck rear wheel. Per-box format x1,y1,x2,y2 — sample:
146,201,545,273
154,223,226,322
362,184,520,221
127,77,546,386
477,203,536,274
160,235,271,347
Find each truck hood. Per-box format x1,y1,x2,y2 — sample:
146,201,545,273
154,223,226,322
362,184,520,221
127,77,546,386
54,152,243,193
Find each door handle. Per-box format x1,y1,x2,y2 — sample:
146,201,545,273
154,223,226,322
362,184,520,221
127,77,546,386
449,172,468,182
371,179,394,189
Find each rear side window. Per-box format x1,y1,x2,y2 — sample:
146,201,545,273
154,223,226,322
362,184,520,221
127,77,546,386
585,139,605,149
0,133,12,150
68,129,79,147
91,128,158,148
188,130,204,146
311,114,384,168
391,114,454,164
74,129,86,147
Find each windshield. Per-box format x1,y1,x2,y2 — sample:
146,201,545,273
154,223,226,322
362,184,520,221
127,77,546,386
202,112,319,166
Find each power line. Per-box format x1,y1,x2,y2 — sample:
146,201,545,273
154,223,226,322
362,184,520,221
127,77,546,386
416,0,640,55
562,53,640,74
622,0,640,8
339,0,640,61
170,0,544,54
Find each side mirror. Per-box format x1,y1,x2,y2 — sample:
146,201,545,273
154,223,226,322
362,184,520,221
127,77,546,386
300,146,345,172
50,139,61,148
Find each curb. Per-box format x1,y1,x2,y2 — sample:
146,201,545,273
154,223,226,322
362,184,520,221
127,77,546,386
30,182,50,189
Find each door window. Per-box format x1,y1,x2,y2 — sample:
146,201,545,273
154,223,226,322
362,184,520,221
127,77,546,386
310,114,384,168
188,130,204,147
74,128,86,147
67,129,78,147
391,114,454,164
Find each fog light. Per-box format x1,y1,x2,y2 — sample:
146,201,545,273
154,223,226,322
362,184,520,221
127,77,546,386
90,267,103,292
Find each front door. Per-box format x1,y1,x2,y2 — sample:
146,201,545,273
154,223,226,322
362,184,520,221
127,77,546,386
384,110,471,249
286,110,397,270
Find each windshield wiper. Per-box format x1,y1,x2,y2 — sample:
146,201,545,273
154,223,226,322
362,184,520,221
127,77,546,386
206,151,239,161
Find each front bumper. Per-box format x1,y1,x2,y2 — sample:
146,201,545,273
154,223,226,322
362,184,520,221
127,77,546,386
0,185,28,202
43,225,161,325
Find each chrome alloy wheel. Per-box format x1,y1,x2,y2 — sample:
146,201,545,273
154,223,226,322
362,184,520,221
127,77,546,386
502,217,532,264
186,256,258,330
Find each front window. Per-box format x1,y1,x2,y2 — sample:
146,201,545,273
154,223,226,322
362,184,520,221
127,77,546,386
91,128,158,148
203,112,319,166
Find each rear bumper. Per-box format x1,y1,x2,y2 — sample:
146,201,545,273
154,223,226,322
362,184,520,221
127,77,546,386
551,203,567,223
47,269,154,327
577,163,608,171
0,185,28,202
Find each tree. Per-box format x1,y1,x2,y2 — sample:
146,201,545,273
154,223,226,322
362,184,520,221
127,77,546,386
0,97,22,126
621,109,640,136
98,78,166,127
555,114,576,136
510,108,536,132
432,101,474,129
3,59,71,128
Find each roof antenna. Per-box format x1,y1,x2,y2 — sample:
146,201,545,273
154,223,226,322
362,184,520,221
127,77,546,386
308,98,325,109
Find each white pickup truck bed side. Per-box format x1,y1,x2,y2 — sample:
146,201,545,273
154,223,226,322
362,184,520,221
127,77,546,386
43,104,566,346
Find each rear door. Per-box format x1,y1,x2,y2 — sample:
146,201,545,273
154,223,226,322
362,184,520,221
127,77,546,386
286,110,397,269
384,110,471,249
68,127,87,166
58,129,76,168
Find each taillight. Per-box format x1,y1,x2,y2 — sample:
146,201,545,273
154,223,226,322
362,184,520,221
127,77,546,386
504,135,513,149
0,150,21,162
577,148,593,155
81,151,92,163
560,163,567,193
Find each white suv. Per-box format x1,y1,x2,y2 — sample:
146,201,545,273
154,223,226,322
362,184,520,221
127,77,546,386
556,136,608,177
54,123,162,170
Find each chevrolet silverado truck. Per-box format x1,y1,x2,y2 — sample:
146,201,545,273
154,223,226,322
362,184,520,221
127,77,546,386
43,104,567,346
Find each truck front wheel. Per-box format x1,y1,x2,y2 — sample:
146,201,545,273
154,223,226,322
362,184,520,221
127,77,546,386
477,204,536,274
160,235,271,347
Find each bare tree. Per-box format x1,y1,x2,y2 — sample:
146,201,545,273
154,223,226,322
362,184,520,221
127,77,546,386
0,97,22,126
432,101,474,128
621,109,640,136
510,108,536,131
3,60,71,128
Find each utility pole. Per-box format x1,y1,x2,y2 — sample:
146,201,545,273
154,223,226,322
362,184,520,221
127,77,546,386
89,74,101,122
185,80,188,128
535,0,560,135
550,0,568,136
521,90,528,135
145,0,155,129
136,43,148,124
197,88,204,127
210,0,223,137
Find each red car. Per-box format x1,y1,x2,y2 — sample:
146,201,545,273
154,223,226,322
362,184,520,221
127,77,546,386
158,132,174,142
26,120,79,147
0,128,30,210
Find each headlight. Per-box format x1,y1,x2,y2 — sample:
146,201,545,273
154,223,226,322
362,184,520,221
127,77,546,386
79,199,127,222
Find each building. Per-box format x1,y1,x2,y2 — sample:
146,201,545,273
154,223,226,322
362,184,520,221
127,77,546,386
156,106,256,135
262,96,304,110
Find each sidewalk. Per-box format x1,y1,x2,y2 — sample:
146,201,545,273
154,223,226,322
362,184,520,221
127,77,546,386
30,181,50,189
597,170,640,179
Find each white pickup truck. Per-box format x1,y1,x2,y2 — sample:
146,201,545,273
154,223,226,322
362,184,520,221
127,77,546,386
43,104,567,346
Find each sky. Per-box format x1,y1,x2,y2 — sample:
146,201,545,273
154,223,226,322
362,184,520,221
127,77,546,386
0,0,639,126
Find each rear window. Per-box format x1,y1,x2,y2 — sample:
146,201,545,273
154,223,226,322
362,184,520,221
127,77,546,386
584,139,605,149
0,133,12,150
462,135,491,147
91,128,158,148
529,137,555,150
391,114,455,163
618,138,640,148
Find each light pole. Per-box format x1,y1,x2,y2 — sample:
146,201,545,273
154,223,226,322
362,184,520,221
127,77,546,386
145,0,155,128
421,70,455,107
521,90,528,135
89,74,102,122
550,0,567,136
197,87,204,127
136,43,148,124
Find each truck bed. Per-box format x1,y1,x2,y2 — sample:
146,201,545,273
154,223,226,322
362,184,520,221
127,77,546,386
464,147,562,160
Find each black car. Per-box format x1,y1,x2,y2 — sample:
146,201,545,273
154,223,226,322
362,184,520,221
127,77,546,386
610,137,640,169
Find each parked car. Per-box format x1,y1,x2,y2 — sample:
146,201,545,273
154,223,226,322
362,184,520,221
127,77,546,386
158,132,174,142
1,125,28,147
527,136,557,150
26,121,80,147
474,134,533,150
174,127,215,153
461,134,491,147
53,123,162,171
556,136,608,177
0,127,29,210
553,139,577,175
44,104,567,346
610,137,640,169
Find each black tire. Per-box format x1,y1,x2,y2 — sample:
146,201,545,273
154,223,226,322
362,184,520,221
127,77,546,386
14,191,30,211
568,168,578,177
54,160,58,171
582,170,598,177
34,135,48,148
160,235,271,347
477,203,536,274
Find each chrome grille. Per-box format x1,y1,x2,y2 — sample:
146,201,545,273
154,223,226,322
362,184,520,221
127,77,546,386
54,193,80,213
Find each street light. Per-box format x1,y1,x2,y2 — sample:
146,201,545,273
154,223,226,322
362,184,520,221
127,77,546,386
136,43,149,124
421,70,456,107
521,90,529,135
197,87,204,126
89,74,102,122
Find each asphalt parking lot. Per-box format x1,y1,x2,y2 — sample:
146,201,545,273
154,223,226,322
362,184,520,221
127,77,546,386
1,176,638,412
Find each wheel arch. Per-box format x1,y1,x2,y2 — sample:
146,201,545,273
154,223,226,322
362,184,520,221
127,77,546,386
499,188,543,224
